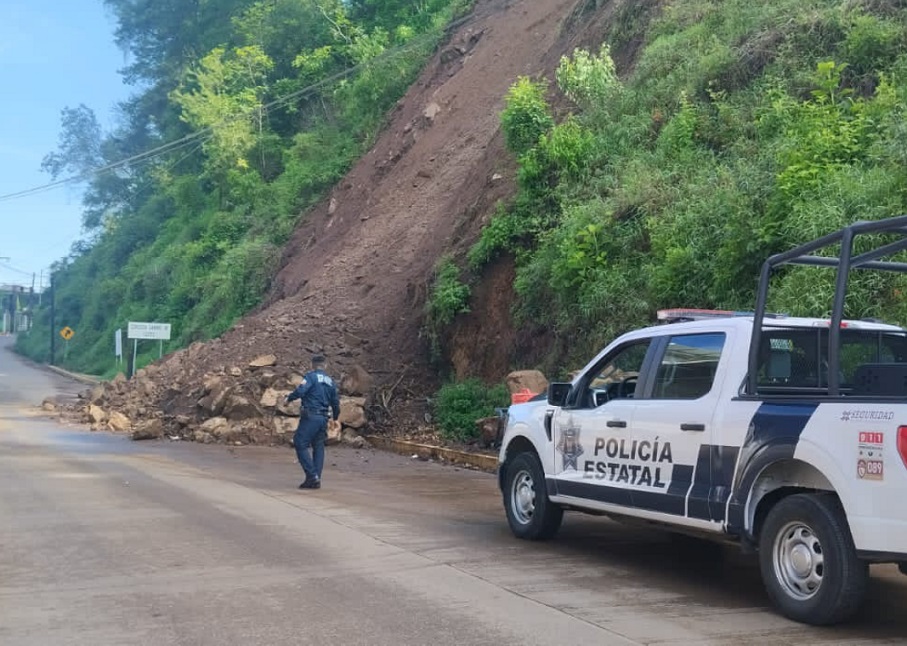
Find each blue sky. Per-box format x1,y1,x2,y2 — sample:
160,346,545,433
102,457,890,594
0,0,131,289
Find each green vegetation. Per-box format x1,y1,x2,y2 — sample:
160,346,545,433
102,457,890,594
17,0,472,375
433,378,509,441
424,255,471,360
468,0,907,368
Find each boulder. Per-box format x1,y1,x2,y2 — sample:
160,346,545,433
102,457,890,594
326,419,342,445
248,354,277,368
107,411,132,432
273,417,298,435
200,417,229,435
112,372,126,384
89,385,105,405
289,373,304,387
223,395,260,420
276,397,299,417
259,387,281,408
340,428,369,449
476,416,503,449
198,379,232,416
88,404,107,425
505,370,548,396
132,419,164,441
41,398,58,412
229,366,242,377
340,365,373,396
161,389,199,417
192,430,215,444
338,396,367,429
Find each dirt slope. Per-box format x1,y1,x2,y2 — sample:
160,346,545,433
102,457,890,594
85,0,646,438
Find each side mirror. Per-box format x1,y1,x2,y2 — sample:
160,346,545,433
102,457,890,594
547,382,571,407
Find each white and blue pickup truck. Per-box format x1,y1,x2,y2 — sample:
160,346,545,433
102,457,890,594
497,217,907,626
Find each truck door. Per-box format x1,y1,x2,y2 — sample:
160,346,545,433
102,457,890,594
551,339,655,506
628,332,728,526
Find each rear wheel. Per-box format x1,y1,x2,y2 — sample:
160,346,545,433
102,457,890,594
503,451,563,540
758,493,868,625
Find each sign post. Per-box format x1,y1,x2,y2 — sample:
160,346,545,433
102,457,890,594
114,328,123,367
126,322,171,379
59,327,74,363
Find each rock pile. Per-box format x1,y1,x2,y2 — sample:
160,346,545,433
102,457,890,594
55,349,372,448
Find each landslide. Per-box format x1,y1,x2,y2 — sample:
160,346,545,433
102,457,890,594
72,0,643,441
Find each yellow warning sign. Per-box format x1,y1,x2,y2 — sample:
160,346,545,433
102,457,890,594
60,326,74,341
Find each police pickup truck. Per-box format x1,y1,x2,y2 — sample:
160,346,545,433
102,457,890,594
497,217,907,625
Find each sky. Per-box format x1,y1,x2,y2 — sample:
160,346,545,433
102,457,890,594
0,0,131,290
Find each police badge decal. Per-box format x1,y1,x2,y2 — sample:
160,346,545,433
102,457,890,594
556,419,584,470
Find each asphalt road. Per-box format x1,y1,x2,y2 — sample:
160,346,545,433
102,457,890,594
2,337,906,646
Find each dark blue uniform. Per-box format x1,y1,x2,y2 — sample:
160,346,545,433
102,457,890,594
287,369,340,483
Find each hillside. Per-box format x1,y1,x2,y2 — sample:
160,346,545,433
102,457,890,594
28,0,907,444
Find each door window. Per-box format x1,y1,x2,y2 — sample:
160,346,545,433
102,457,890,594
652,333,726,400
579,341,651,408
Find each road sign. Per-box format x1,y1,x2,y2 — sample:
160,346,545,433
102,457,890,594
127,321,171,340
115,328,123,359
59,326,74,340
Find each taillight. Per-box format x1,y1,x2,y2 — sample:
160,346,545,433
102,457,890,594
899,426,907,470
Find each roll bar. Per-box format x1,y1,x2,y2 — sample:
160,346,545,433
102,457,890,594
747,215,907,396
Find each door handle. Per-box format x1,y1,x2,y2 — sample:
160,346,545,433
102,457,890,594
607,420,627,428
681,423,705,432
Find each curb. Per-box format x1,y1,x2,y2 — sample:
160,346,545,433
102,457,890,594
365,435,498,472
46,365,102,386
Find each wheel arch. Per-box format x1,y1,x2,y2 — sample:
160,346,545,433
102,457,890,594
498,434,543,492
747,459,838,539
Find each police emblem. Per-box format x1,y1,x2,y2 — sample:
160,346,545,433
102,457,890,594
556,421,583,470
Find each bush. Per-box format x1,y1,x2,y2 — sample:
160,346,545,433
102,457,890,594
500,77,554,156
433,379,510,442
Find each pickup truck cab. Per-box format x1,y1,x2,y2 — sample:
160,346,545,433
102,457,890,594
498,217,907,626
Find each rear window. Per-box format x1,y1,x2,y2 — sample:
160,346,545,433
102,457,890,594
756,327,907,394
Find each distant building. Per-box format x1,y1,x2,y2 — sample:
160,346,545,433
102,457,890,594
0,284,32,334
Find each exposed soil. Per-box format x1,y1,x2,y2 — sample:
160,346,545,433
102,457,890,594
89,0,660,440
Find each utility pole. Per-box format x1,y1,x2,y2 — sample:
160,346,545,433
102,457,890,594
49,273,55,365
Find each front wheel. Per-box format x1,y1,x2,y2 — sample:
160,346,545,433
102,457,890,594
758,493,868,625
503,451,563,540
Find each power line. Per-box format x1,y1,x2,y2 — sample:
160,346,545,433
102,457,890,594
0,6,485,205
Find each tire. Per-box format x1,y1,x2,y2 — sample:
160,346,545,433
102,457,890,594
503,451,563,540
758,493,868,625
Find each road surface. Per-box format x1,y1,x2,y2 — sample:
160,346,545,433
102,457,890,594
1,336,905,645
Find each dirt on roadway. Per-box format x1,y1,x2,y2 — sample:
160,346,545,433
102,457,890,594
2,340,907,645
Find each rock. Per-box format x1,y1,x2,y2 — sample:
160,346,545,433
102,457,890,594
200,417,229,434
223,395,260,420
338,396,367,429
132,419,164,441
89,385,105,404
229,366,242,377
326,419,342,445
249,354,277,368
257,369,279,387
192,430,215,444
112,372,126,384
41,398,58,412
161,389,199,417
423,102,441,121
107,411,132,432
135,368,147,380
505,370,548,396
88,404,107,425
476,416,503,448
273,417,298,435
340,365,373,396
198,379,232,416
174,415,192,428
289,373,304,387
136,377,155,397
341,428,369,449
276,396,299,417
259,387,281,408
328,197,338,215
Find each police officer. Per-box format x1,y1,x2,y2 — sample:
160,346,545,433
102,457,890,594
286,354,340,489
